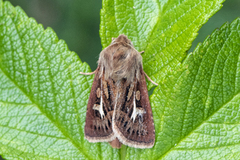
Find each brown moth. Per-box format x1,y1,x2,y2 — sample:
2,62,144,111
80,34,158,149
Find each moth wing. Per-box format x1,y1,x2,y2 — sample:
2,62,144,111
84,67,116,142
112,68,155,148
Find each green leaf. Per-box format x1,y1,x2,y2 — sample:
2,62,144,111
151,18,240,159
100,0,225,88
0,1,94,159
1,0,239,160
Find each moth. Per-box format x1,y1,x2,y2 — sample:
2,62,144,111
80,34,158,149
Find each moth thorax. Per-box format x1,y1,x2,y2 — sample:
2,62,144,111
98,66,141,83
98,44,143,82
111,68,141,83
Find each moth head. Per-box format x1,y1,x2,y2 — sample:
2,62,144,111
111,34,134,46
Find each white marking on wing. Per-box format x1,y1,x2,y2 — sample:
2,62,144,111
131,92,137,122
130,92,146,122
99,93,105,119
99,78,105,119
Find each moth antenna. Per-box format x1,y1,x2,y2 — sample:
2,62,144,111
143,71,158,86
139,51,144,54
80,69,97,75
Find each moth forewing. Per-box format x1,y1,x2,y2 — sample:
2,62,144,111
84,67,116,143
81,34,157,149
112,67,155,149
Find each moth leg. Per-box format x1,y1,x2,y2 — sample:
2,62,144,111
143,71,158,86
139,51,144,54
80,69,97,75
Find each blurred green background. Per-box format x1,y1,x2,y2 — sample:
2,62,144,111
0,0,239,159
